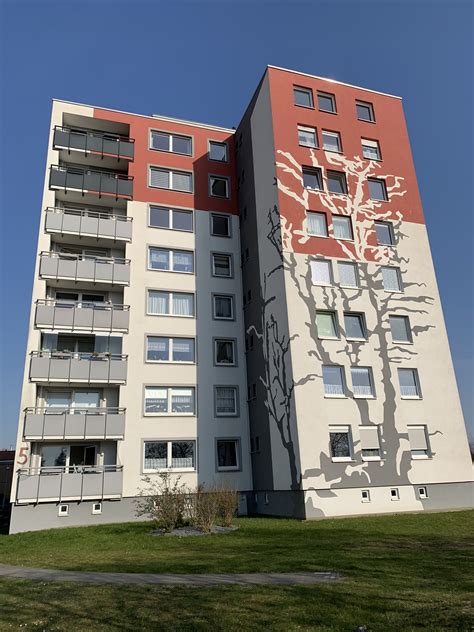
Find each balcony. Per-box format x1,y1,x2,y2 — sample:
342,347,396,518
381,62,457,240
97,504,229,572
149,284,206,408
45,207,132,242
53,126,134,161
50,165,133,199
16,465,123,503
29,351,128,384
35,300,130,333
24,408,125,440
39,252,130,285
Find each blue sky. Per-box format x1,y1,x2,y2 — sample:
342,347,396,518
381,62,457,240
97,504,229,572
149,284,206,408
0,0,472,446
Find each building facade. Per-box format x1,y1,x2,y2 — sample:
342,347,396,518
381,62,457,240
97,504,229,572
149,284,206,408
10,66,472,533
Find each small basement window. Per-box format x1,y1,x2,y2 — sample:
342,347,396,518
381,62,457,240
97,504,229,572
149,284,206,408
92,502,102,515
58,504,69,517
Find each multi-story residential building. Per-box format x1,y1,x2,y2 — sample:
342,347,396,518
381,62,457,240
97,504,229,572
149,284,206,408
10,66,472,533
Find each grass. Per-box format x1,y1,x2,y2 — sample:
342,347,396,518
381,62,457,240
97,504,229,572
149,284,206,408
0,510,473,631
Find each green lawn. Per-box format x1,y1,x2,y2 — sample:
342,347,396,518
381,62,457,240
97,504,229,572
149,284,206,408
0,511,473,631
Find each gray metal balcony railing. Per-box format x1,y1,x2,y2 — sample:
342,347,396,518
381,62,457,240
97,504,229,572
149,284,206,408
29,351,128,384
16,464,123,504
50,165,133,199
53,126,134,160
35,300,130,332
24,407,126,440
45,207,132,241
39,252,130,285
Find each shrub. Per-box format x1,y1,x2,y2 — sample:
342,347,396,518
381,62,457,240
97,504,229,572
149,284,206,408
215,483,240,527
135,472,188,532
193,484,219,533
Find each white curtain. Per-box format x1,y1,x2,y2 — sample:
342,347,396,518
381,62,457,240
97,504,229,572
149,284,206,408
307,213,327,236
333,217,352,239
351,367,373,396
310,260,331,284
216,387,236,413
172,250,193,272
338,262,358,287
148,291,169,315
382,267,401,291
323,366,344,395
173,293,193,316
149,248,169,270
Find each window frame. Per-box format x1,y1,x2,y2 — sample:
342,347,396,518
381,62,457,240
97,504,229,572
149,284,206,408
389,315,412,344
359,424,382,461
327,170,348,195
311,258,334,286
293,86,314,109
361,138,381,160
329,425,353,462
214,385,239,417
356,100,375,122
398,368,422,399
381,266,403,293
315,310,339,340
322,129,342,153
146,289,195,318
337,260,360,289
149,166,194,193
407,424,431,459
322,365,347,398
208,140,229,163
143,439,197,473
148,205,194,233
211,252,234,278
306,211,328,237
344,312,367,341
145,335,196,364
368,177,388,201
143,385,196,416
317,91,337,114
374,220,395,246
209,174,230,199
212,294,235,321
210,212,232,237
216,437,241,472
332,214,353,240
149,130,193,156
148,247,195,274
350,366,376,399
214,338,237,367
302,166,324,191
297,124,318,148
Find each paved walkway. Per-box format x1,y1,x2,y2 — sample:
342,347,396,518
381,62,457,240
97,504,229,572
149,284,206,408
0,563,340,586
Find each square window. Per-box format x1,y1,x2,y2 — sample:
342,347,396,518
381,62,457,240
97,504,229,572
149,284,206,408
150,131,169,151
382,266,402,292
398,368,421,398
368,178,388,201
322,130,341,152
58,504,69,516
361,490,371,502
215,386,238,416
210,176,229,198
92,502,102,515
362,138,381,160
144,441,168,470
146,336,169,362
344,313,366,340
389,315,412,343
298,125,318,148
213,295,234,320
318,92,336,113
307,212,328,237
209,141,228,162
338,261,359,288
171,441,195,469
390,488,399,501
149,206,170,228
359,426,381,460
217,439,240,470
172,338,195,362
172,135,192,155
323,365,345,397
303,167,323,190
212,253,233,277
356,101,375,122
172,209,193,231
408,425,430,459
316,311,338,338
329,428,352,459
350,367,374,398
418,486,428,499
172,250,194,273
215,339,236,366
211,213,231,237
327,171,348,194
332,215,353,239
310,259,333,285
144,387,168,413
294,86,314,108
374,221,394,245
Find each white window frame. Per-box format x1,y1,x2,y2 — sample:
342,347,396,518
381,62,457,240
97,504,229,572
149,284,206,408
146,336,196,364
214,338,237,366
338,261,360,288
297,125,318,148
211,252,233,278
418,486,428,499
58,504,69,517
147,290,195,318
212,294,235,320
208,140,228,162
390,488,400,501
381,266,402,293
361,138,381,160
149,130,193,156
317,91,337,113
322,130,342,153
92,502,102,515
306,211,328,237
302,166,324,191
143,440,196,473
329,425,353,462
359,425,382,461
398,368,422,399
210,212,232,237
148,247,195,274
209,175,230,199
214,386,238,417
374,220,394,246
407,425,430,459
311,258,333,286
315,310,339,339
389,315,412,344
322,365,346,398
350,366,375,399
148,205,194,233
361,490,371,503
144,386,196,416
332,215,353,240
149,166,193,193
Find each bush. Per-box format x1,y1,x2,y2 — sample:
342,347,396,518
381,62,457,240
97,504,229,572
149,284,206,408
215,483,240,527
135,472,188,532
193,484,219,533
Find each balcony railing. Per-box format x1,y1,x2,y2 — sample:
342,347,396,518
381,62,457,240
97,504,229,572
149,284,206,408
16,464,123,503
53,126,134,160
24,407,126,440
29,351,128,384
50,165,133,199
45,207,132,241
35,300,130,333
39,252,130,285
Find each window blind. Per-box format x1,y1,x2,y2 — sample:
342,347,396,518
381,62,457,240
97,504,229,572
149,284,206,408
407,426,428,451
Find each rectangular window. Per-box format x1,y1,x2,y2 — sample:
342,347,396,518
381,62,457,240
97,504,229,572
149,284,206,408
150,131,192,155
211,213,231,236
149,247,194,273
302,167,323,190
212,253,233,277
359,426,381,460
144,386,195,415
217,439,240,470
149,206,193,232
322,130,341,152
318,91,336,113
310,259,333,285
338,261,359,288
294,86,314,108
329,426,352,460
375,221,394,245
215,339,236,366
344,313,366,340
356,101,375,122
215,386,238,416
407,425,430,459
209,141,228,162
213,294,234,320
327,170,348,194
382,266,402,292
351,367,375,398
209,175,230,198
322,365,345,397
149,167,193,192
361,490,371,503
298,125,318,148
146,336,195,363
398,368,421,399
332,215,353,240
418,486,428,499
362,138,381,160
144,440,195,471
389,315,412,343
307,212,328,237
368,178,388,201
390,488,399,501
316,311,338,338
147,290,194,317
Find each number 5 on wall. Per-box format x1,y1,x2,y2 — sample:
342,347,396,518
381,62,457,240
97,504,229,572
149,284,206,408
17,446,28,465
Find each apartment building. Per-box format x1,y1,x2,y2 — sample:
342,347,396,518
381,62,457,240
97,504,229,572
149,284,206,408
10,66,472,533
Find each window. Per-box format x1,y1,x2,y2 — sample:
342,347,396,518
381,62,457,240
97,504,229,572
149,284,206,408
351,367,375,398
298,125,318,148
149,206,193,232
150,131,192,155
146,337,195,363
213,294,234,320
307,212,328,237
248,383,257,400
356,101,375,122
359,426,381,460
418,486,428,499
344,313,366,340
329,426,352,460
147,290,194,317
332,215,353,240
389,315,412,343
215,339,236,366
382,266,402,292
211,213,231,237
58,504,69,517
144,386,195,415
361,490,371,503
209,175,230,198
144,440,195,471
216,439,240,470
407,425,430,459
293,86,313,108
209,141,228,162
149,248,194,273
327,171,348,194
92,502,102,515
362,138,381,160
215,386,238,416
375,221,394,245
318,91,336,113
302,167,323,190
338,261,359,288
149,167,193,192
398,368,421,399
322,365,345,397
316,311,338,338
212,253,233,277
310,259,333,285
368,178,387,201
390,488,399,501
322,130,341,152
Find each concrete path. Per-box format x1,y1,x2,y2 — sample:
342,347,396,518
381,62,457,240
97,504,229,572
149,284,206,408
0,563,340,586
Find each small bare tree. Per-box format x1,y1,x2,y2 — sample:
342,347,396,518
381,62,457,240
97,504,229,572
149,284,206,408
193,484,219,533
215,483,240,527
135,472,188,532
